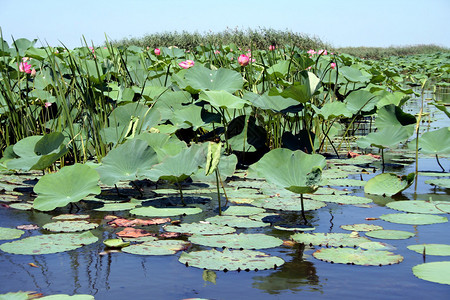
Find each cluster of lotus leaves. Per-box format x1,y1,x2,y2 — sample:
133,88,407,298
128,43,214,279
0,231,98,255
179,248,285,271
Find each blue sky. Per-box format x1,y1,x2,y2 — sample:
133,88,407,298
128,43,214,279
1,0,449,49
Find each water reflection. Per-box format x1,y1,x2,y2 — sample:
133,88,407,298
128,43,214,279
252,244,321,294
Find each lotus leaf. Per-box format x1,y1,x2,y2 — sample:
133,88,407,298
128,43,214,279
122,240,190,255
43,221,98,232
179,248,285,271
136,132,187,161
340,224,383,232
103,238,130,248
144,143,206,183
0,227,24,240
130,206,202,217
425,178,450,189
345,90,379,114
199,90,250,110
357,126,411,150
309,195,372,205
313,101,352,120
412,261,450,285
251,197,326,212
418,172,450,177
222,206,266,216
409,127,450,155
365,229,415,240
408,244,450,256
314,187,350,195
386,200,450,214
313,247,403,266
244,91,301,113
8,203,33,210
0,291,32,300
33,164,101,211
164,222,235,235
95,199,142,211
0,231,98,255
249,148,326,194
358,241,396,251
52,214,90,220
375,104,416,135
364,172,415,196
96,139,159,186
291,233,370,247
189,233,283,250
205,215,269,228
379,213,448,225
184,65,243,93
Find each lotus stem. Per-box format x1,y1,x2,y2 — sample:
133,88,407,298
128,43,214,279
177,182,185,206
435,154,445,172
300,194,308,225
381,148,385,173
215,169,222,216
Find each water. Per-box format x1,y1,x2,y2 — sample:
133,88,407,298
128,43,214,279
1,93,449,299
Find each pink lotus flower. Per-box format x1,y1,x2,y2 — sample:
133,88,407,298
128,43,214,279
178,60,195,69
19,61,32,74
154,48,161,55
318,49,328,55
31,68,36,76
44,102,52,108
330,62,336,69
238,54,250,66
214,50,221,54
269,45,275,51
307,49,316,55
89,46,95,53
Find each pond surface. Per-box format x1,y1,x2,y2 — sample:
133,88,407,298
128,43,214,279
0,95,449,300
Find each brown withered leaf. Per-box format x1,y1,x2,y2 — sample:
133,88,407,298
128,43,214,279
17,224,39,230
108,217,171,227
116,227,155,238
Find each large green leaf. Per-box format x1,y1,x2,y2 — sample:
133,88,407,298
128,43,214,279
199,90,250,109
179,248,285,271
313,247,403,266
249,148,326,194
364,173,415,196
357,126,411,149
291,232,370,247
0,231,98,255
185,65,243,93
409,127,450,155
412,262,450,285
144,143,206,182
96,139,159,186
313,101,352,120
33,164,101,211
345,90,379,114
375,104,416,135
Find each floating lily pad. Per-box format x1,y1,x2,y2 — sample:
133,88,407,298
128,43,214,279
179,248,285,271
0,231,98,255
205,215,269,228
358,241,396,251
291,233,370,247
418,172,450,177
164,222,235,235
222,206,266,216
103,238,130,248
340,224,383,232
251,197,326,211
321,168,352,179
309,195,372,205
412,261,450,285
8,203,33,210
274,225,316,232
188,233,283,250
0,291,33,300
407,244,450,256
314,187,350,195
364,172,415,196
0,227,25,240
43,221,99,233
130,206,202,217
380,213,448,225
365,229,415,240
122,240,190,255
386,200,450,214
95,199,142,211
425,178,450,189
52,214,90,220
313,247,403,266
